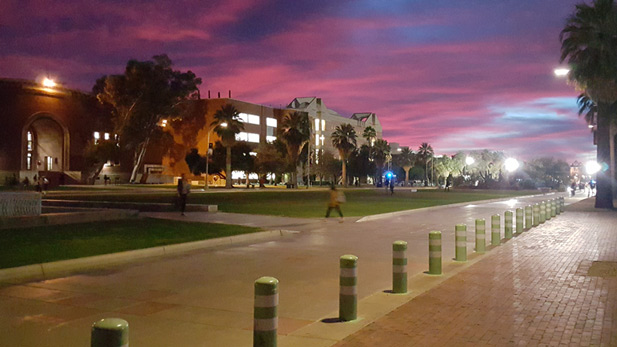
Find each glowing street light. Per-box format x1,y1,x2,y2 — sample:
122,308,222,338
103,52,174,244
465,156,475,165
42,78,57,88
585,160,601,175
553,68,570,77
504,158,520,172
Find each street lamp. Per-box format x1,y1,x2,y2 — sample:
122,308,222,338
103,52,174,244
465,156,475,166
585,160,601,175
553,68,570,77
205,122,226,189
42,78,57,88
504,158,519,172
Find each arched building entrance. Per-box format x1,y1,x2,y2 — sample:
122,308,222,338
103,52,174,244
22,113,69,173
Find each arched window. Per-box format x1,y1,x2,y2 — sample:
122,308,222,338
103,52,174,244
26,131,34,170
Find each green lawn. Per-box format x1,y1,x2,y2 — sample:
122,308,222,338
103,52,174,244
48,188,537,218
0,218,261,269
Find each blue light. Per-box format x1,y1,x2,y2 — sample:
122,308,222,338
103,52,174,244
385,171,393,179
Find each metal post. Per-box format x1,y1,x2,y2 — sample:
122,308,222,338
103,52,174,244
504,210,513,239
455,224,467,262
254,277,278,347
475,219,486,254
428,231,442,274
339,255,358,321
491,214,500,246
392,241,407,294
516,208,523,235
91,318,129,347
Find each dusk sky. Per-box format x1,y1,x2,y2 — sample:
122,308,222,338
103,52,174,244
0,0,595,163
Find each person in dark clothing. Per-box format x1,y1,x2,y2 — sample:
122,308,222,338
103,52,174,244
389,179,394,195
177,173,191,216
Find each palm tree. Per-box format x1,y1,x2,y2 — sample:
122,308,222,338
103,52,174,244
560,0,617,208
362,126,377,146
331,123,357,186
211,104,244,188
372,139,390,185
395,148,415,186
280,111,310,188
577,93,598,129
417,142,434,185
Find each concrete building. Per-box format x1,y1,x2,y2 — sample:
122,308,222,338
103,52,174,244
287,97,382,159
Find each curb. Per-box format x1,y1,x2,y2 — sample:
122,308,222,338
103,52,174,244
42,199,218,213
356,192,561,223
0,229,293,285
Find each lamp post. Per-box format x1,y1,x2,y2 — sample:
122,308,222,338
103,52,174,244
205,122,226,189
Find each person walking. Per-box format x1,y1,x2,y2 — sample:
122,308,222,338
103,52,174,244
325,185,344,222
177,173,191,216
389,179,395,195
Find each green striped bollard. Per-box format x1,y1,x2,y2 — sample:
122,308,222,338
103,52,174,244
392,241,407,294
516,208,523,235
475,219,486,254
491,215,500,246
533,204,540,227
455,224,467,262
556,198,562,214
545,201,552,221
525,205,532,230
540,202,546,224
551,199,556,217
254,277,278,347
504,211,513,239
429,231,442,275
91,318,129,347
559,197,565,212
339,255,358,321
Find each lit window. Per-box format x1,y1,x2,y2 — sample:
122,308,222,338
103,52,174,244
27,153,32,170
238,113,260,125
315,135,319,146
315,149,319,164
46,156,53,171
235,132,249,142
320,135,325,146
250,152,257,156
248,114,260,125
267,117,277,127
104,133,110,140
93,131,100,145
266,136,276,143
321,120,326,131
314,119,319,132
27,131,33,151
248,133,260,143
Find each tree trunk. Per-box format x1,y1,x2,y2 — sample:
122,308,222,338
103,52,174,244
595,102,614,208
342,160,347,187
130,138,149,183
225,146,232,189
404,167,410,186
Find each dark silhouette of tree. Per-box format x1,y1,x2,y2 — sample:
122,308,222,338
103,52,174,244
331,123,357,186
211,104,244,188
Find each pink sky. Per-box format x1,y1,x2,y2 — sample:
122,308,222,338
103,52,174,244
0,0,594,163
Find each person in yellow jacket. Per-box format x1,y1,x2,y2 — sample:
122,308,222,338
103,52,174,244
325,185,344,222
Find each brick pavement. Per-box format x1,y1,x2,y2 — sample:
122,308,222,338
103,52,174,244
335,199,617,346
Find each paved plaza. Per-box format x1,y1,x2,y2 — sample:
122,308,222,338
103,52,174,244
0,193,615,346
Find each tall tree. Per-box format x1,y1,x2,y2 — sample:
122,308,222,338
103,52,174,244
417,142,434,185
212,104,244,188
372,139,390,185
254,142,286,187
331,123,357,186
362,126,377,146
94,54,201,182
279,111,310,188
395,148,415,186
560,0,617,208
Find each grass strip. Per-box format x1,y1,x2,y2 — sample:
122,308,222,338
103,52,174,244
0,217,261,269
48,189,537,218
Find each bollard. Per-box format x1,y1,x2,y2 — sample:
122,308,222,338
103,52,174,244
540,201,546,224
428,231,442,274
392,241,407,294
551,199,556,217
475,219,486,254
455,224,467,262
559,197,565,213
556,198,562,214
516,208,523,235
504,211,513,239
525,205,532,231
91,318,129,347
339,255,358,321
491,214,500,246
254,277,278,347
533,204,540,227
545,201,552,220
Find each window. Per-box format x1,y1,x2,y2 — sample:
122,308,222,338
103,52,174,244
314,119,319,132
320,135,325,146
315,135,319,146
235,132,249,142
104,133,110,140
247,133,260,143
46,156,53,171
238,113,260,125
266,117,277,127
266,136,276,143
321,120,326,131
26,153,32,170
93,131,100,145
27,131,33,151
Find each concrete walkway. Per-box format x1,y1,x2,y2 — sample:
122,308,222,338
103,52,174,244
0,193,606,346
